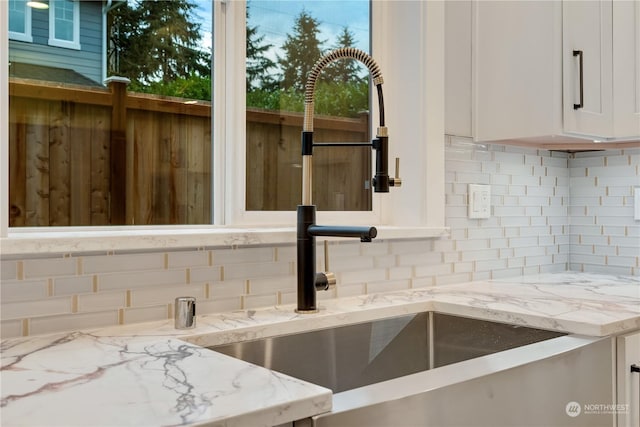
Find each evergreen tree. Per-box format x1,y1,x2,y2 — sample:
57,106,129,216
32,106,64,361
107,1,143,81
277,10,325,92
108,0,210,86
323,27,364,84
246,4,276,92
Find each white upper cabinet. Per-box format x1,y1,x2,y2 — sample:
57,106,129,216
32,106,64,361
446,0,640,147
445,0,473,138
563,0,640,139
473,1,563,142
446,0,562,142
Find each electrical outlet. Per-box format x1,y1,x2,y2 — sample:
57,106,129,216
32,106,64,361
468,184,491,219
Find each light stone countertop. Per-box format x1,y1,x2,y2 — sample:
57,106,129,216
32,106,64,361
1,272,639,426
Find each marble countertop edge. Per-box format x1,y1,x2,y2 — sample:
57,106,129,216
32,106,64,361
86,274,640,349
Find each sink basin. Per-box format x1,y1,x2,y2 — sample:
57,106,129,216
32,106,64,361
209,312,564,393
208,312,613,426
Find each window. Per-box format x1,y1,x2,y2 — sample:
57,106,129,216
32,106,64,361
245,1,371,213
8,0,32,43
9,0,212,226
2,1,445,243
49,0,80,49
228,0,383,226
226,0,445,228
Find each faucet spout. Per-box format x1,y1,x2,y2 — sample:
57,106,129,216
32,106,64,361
296,205,376,313
307,225,377,242
301,48,394,205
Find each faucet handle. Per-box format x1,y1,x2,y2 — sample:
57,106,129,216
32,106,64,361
323,240,336,289
390,157,402,187
315,271,336,291
315,240,337,291
324,272,337,289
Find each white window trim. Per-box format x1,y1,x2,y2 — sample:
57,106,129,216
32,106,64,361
48,0,81,50
222,1,445,231
220,1,382,228
8,0,33,43
0,1,446,255
1,2,9,239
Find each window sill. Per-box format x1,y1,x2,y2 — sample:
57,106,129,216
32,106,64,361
0,226,449,256
47,39,81,50
9,33,32,43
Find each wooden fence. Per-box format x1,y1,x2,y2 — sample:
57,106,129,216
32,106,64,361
8,78,370,226
246,109,371,211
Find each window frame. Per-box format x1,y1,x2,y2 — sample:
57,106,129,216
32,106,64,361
0,0,446,253
224,1,445,230
48,0,81,50
8,0,33,43
223,0,382,227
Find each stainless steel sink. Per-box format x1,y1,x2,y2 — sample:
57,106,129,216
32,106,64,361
208,312,614,426
209,312,564,393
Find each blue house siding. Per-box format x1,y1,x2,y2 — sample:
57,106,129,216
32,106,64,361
30,7,49,44
9,1,105,85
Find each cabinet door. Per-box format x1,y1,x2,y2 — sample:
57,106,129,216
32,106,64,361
473,1,561,142
617,331,640,427
612,0,640,138
444,0,472,138
563,0,614,137
444,1,561,142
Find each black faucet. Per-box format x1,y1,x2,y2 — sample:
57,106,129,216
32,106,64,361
296,48,400,313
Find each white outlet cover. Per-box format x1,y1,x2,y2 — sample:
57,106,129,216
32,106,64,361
468,184,491,219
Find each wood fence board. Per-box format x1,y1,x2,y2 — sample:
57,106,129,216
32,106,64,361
25,100,50,226
155,113,171,225
125,109,135,225
170,114,187,224
202,117,212,223
279,124,303,211
48,101,71,226
246,121,278,210
186,115,206,223
9,99,26,226
70,103,92,226
131,110,155,225
90,106,111,225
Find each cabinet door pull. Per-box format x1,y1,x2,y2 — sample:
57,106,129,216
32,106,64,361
632,364,640,373
573,50,584,110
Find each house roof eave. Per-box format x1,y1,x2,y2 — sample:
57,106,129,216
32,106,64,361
103,0,126,14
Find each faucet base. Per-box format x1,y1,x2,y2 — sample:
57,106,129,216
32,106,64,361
295,308,319,314
297,205,318,312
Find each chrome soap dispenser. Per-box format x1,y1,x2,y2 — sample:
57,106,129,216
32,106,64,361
174,296,196,329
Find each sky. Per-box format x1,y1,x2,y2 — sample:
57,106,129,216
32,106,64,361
248,1,370,53
193,0,370,60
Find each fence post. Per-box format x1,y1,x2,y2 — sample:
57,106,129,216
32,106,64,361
105,76,130,225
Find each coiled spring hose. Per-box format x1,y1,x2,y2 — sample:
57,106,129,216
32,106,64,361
303,47,385,132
